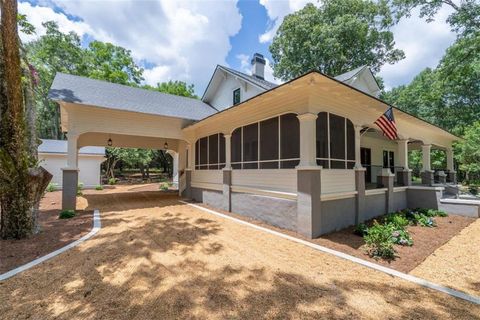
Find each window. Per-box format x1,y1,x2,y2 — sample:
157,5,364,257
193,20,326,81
231,113,300,169
233,88,241,105
194,133,225,170
316,112,355,169
383,150,394,172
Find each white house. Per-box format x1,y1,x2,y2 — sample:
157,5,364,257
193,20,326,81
38,139,105,189
48,53,465,238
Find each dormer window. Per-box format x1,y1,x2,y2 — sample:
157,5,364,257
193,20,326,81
233,88,241,105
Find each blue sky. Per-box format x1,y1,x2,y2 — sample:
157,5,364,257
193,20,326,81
19,0,456,94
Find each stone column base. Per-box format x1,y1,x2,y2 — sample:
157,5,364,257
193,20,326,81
447,171,457,184
397,169,412,186
297,168,321,238
222,169,232,212
378,171,394,213
62,168,79,211
421,170,434,186
183,169,192,198
434,171,447,184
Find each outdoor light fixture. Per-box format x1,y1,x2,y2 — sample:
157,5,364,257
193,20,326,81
107,138,113,146
164,141,169,150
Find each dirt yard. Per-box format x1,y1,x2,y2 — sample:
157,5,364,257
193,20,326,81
0,192,93,274
411,218,480,296
1,191,479,319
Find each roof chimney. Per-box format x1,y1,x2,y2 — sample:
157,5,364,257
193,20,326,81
251,53,265,80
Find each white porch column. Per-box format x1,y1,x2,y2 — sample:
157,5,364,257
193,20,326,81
224,134,232,169
421,144,432,172
172,152,179,186
446,147,454,171
66,132,79,168
354,125,363,169
397,139,409,170
296,113,318,168
186,143,192,170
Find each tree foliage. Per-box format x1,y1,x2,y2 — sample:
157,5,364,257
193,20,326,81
456,122,480,183
143,80,197,98
269,1,405,80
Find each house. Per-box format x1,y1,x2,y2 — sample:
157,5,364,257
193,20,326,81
48,53,461,238
38,139,105,189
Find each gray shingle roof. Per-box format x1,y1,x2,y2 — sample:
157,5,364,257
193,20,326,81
334,65,367,82
49,73,217,121
39,139,105,155
218,65,278,90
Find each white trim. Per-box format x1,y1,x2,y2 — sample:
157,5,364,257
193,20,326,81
191,182,223,191
0,209,101,281
231,186,297,200
320,191,357,201
408,186,445,191
180,201,480,305
366,188,387,196
393,187,408,192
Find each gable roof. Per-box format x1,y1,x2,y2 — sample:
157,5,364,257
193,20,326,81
39,139,105,155
201,65,277,102
49,73,217,121
334,65,367,82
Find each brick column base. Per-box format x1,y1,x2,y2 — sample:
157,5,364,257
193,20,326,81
62,168,78,211
297,168,321,238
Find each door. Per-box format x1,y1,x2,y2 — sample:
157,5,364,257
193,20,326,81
383,150,395,173
361,147,371,183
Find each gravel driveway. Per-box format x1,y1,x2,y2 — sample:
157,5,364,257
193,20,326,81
1,191,478,319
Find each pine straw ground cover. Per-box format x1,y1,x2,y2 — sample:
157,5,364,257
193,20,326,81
0,192,93,274
1,192,478,319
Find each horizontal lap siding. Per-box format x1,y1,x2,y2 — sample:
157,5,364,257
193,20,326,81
321,169,355,194
191,170,223,185
231,169,297,193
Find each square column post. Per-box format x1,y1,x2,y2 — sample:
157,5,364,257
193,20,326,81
296,113,322,238
421,144,434,185
355,168,366,224
183,143,192,198
62,133,79,211
378,169,395,213
397,139,412,186
354,125,363,169
222,134,232,211
297,113,318,168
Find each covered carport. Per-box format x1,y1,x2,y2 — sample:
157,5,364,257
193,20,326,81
48,72,216,210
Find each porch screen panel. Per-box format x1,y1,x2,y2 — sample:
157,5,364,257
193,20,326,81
231,128,242,169
208,134,219,170
199,137,208,169
219,133,226,168
243,123,259,169
195,140,200,169
316,112,329,168
280,113,300,168
346,120,355,169
260,117,279,169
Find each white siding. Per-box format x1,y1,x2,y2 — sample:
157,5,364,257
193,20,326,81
231,169,297,193
191,170,223,185
321,169,355,194
209,73,264,111
361,135,399,183
39,153,105,188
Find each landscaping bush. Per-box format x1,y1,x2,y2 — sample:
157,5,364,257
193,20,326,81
108,177,117,185
159,182,169,191
59,210,75,219
77,183,84,196
354,223,368,236
384,213,409,228
46,183,57,192
95,185,104,191
390,228,413,246
364,221,396,260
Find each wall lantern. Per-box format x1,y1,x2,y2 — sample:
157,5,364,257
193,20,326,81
164,141,169,150
107,138,113,146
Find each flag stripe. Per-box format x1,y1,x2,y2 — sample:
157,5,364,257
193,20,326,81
374,107,398,140
377,117,397,138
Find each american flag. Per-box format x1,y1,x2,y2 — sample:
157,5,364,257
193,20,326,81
374,107,398,140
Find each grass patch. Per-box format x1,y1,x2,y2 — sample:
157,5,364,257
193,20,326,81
46,183,57,192
95,185,104,191
59,210,75,219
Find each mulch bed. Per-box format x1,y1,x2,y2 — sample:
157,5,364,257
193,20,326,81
196,202,475,273
0,192,93,274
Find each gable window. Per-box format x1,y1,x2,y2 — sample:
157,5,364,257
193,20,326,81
230,113,300,169
233,88,241,105
316,112,355,169
195,133,226,170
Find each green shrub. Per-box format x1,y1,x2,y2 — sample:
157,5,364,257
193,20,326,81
59,210,75,219
390,227,413,246
435,210,448,217
95,185,104,191
77,183,84,196
46,183,57,192
159,182,169,191
384,213,409,228
364,221,396,260
353,223,368,236
414,214,436,227
108,177,117,185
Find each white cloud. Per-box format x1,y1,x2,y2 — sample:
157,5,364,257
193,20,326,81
236,53,282,84
258,0,318,43
19,0,242,94
379,7,456,89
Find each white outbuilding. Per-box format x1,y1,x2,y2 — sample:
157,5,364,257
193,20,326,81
38,139,105,189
